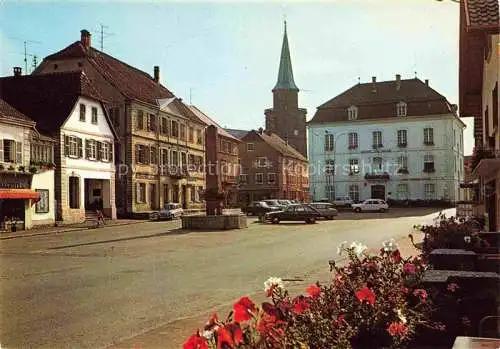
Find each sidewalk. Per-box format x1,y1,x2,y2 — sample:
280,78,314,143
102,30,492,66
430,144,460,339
0,219,147,240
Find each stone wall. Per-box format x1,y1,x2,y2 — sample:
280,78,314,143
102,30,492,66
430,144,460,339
181,214,247,230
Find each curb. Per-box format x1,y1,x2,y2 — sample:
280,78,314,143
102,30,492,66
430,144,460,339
0,220,148,240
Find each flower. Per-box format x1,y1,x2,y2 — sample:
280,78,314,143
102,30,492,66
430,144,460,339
337,241,348,255
293,296,311,314
355,286,376,305
306,283,321,298
216,323,243,349
403,263,416,274
233,296,257,322
447,283,459,293
349,241,368,258
201,330,214,340
382,238,398,252
387,322,409,337
183,331,209,349
464,235,471,243
391,250,402,263
204,313,219,331
413,289,428,302
396,309,407,324
257,313,285,341
264,277,284,297
336,314,346,326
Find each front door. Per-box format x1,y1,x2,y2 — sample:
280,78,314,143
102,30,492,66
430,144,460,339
371,185,385,200
181,185,187,209
149,184,156,210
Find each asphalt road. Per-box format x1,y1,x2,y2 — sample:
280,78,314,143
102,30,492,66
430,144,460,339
0,208,452,349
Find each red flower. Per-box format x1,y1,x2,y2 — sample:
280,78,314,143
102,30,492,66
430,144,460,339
306,284,321,298
293,296,311,314
183,331,209,349
216,323,243,349
387,322,409,337
400,286,409,295
257,313,285,341
204,313,219,331
233,296,256,322
355,286,376,305
336,314,346,326
413,289,428,302
391,250,402,263
403,263,416,274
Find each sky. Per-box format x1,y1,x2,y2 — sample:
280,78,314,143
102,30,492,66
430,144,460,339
0,0,474,155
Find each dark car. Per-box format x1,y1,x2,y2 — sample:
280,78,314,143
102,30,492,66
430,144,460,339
244,201,280,216
264,204,322,224
309,202,338,220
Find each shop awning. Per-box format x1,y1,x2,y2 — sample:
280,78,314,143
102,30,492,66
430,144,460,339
473,158,500,179
0,189,40,201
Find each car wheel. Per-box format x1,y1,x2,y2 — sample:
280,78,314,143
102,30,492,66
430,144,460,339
379,208,386,213
309,217,316,224
272,217,280,224
329,216,334,220
354,207,361,213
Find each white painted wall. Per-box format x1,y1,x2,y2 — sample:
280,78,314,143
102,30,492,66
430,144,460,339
308,114,465,202
30,169,55,226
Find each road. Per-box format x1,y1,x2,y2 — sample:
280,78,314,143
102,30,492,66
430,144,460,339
0,208,451,349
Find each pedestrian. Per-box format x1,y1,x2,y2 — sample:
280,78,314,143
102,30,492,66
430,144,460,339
96,209,105,227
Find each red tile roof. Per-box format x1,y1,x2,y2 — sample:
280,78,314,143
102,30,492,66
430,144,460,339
0,98,34,123
309,78,453,124
187,105,241,141
464,0,500,30
0,72,105,134
42,41,175,106
245,130,307,162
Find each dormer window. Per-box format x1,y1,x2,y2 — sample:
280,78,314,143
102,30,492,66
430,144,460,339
397,102,407,117
348,106,358,120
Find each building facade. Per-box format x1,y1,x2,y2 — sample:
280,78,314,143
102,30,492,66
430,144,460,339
235,129,309,204
264,22,307,158
308,76,465,203
459,0,500,231
33,29,206,217
0,98,55,230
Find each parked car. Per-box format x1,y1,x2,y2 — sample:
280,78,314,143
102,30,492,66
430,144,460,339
149,203,184,221
244,201,281,216
309,202,338,220
333,196,354,207
278,200,293,206
352,199,389,213
263,199,285,209
264,204,322,224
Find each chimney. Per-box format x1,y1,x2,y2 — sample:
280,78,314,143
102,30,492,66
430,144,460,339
153,66,160,83
395,74,401,90
371,76,377,93
258,127,263,134
80,29,91,49
13,67,22,77
425,79,429,86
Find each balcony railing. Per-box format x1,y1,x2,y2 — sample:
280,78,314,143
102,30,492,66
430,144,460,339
364,172,390,180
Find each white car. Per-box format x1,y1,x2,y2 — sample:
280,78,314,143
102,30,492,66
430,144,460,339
333,196,354,207
149,203,184,221
352,199,389,213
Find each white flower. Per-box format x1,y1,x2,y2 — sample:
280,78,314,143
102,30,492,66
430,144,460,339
264,277,284,294
202,330,214,339
382,238,398,252
396,309,407,324
337,241,348,256
464,236,471,243
349,241,368,258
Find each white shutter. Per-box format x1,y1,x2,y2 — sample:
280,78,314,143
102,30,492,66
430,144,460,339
16,142,22,164
0,139,3,162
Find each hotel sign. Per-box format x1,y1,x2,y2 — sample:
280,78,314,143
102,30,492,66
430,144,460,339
0,172,32,189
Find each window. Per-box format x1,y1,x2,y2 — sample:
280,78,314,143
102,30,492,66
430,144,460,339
425,183,435,199
30,143,53,164
397,130,407,147
161,148,169,166
255,173,264,184
349,159,359,174
172,185,179,203
348,106,358,120
180,152,187,167
239,174,248,184
325,159,335,174
196,129,203,145
85,139,98,160
372,157,383,172
150,146,158,165
135,144,149,164
372,131,382,148
171,150,178,166
136,183,146,203
64,136,83,158
35,189,49,213
257,157,268,168
324,134,334,151
190,186,196,203
69,176,80,208
1,139,20,163
397,156,408,171
136,110,144,130
397,102,407,117
349,184,359,202
180,124,186,140
325,185,335,200
148,114,157,132
91,107,98,124
423,128,434,145
171,121,179,137
268,173,276,184
348,132,358,149
79,104,86,122
188,127,194,142
397,184,408,200
100,142,112,162
424,154,435,172
247,143,254,151
160,117,169,135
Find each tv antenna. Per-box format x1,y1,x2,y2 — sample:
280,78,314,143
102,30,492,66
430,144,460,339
9,37,41,74
97,23,115,51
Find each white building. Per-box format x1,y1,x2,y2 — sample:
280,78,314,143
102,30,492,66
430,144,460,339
308,76,466,203
0,71,117,224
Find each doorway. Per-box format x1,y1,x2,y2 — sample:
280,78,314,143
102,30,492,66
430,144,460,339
181,185,187,209
371,185,386,200
149,184,157,210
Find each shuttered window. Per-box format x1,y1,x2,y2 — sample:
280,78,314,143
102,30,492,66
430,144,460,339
65,136,82,158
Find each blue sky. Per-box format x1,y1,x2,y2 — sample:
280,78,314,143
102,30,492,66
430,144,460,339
0,0,474,154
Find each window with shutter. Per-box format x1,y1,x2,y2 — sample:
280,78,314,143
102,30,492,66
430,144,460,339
16,142,22,163
108,143,113,162
150,146,157,164
77,138,83,158
97,141,103,160
64,136,70,156
0,139,3,162
85,140,91,159
135,145,140,164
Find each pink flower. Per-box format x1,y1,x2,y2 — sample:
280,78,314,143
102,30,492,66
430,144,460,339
391,250,402,263
183,331,209,349
403,263,416,274
413,289,428,302
233,296,256,322
355,286,376,305
306,284,321,298
387,322,409,337
447,283,459,292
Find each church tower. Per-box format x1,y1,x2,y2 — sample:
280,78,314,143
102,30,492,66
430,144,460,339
265,21,307,158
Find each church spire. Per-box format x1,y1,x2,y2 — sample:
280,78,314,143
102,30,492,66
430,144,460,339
273,21,299,92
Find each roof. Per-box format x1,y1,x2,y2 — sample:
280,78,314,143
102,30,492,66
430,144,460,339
273,22,299,91
0,98,34,124
464,0,500,30
225,128,250,139
41,39,175,106
0,71,106,134
186,105,240,141
246,130,307,162
310,78,453,124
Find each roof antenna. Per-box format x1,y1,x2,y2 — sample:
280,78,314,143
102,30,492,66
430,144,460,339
414,71,418,79
98,23,115,51
357,77,360,84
